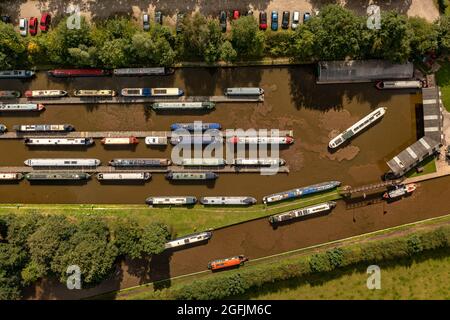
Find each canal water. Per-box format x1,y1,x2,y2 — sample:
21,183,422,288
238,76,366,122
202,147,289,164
0,66,421,204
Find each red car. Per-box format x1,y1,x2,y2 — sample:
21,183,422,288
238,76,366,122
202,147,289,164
233,10,240,20
29,17,38,36
40,13,51,32
259,11,267,30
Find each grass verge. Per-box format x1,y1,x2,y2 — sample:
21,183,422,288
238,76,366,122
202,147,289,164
405,156,437,178
436,59,450,111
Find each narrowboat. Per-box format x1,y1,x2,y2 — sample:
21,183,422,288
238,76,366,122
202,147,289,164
97,172,151,181
25,90,67,98
113,67,175,76
101,137,139,145
228,135,294,145
225,87,264,96
151,102,215,110
24,138,94,146
25,172,91,181
375,80,424,90
0,124,6,133
170,134,222,145
0,103,45,112
48,69,110,77
166,171,218,181
164,231,212,249
170,122,221,131
24,159,101,167
200,197,257,206
207,255,248,271
383,183,417,200
263,181,341,204
232,158,286,166
0,70,35,79
269,201,336,224
109,158,171,167
13,124,74,132
0,91,21,99
181,158,226,166
73,90,117,97
145,136,168,145
145,196,197,206
0,173,23,181
121,88,184,97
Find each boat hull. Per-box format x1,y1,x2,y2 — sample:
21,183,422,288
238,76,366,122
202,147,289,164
263,181,341,204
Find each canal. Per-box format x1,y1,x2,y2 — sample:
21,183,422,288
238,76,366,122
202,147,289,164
0,66,420,204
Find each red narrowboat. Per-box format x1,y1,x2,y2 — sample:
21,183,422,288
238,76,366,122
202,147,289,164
207,255,248,271
48,69,111,77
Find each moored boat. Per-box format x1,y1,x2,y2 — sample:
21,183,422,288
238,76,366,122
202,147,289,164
24,137,94,146
97,172,151,181
0,173,23,181
25,90,67,98
25,172,91,181
0,124,6,133
101,137,139,145
164,231,212,249
225,87,264,96
181,158,226,166
170,134,222,145
73,90,117,97
383,183,417,199
121,88,184,97
0,91,21,99
24,159,101,167
152,102,215,110
145,136,168,145
375,80,423,90
0,70,35,79
207,255,248,271
109,158,171,167
232,158,286,166
170,122,221,131
48,69,110,77
13,124,74,132
228,135,294,145
166,171,218,181
145,196,197,206
113,67,174,76
263,181,341,204
200,197,257,206
0,103,45,112
328,107,387,149
269,201,336,224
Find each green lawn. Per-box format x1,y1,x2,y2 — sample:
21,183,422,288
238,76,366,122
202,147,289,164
436,60,450,112
0,189,341,237
405,156,437,178
242,248,450,300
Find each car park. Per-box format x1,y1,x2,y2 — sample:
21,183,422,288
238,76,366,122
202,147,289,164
155,11,162,25
219,11,227,32
292,11,300,30
39,13,51,32
176,13,184,34
303,12,311,22
29,17,38,36
143,13,150,31
282,11,289,29
19,18,28,37
259,11,267,30
233,10,240,20
271,11,278,31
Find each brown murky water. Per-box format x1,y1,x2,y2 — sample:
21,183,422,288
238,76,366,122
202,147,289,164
0,66,421,204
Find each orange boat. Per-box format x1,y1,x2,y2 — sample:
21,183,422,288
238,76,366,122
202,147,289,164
101,137,139,145
207,255,248,271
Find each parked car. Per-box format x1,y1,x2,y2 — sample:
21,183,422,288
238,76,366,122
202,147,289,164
29,17,38,36
143,13,150,31
19,18,28,37
219,11,227,32
176,13,184,34
303,12,311,22
1,15,11,24
291,11,300,30
155,11,162,25
39,13,51,32
259,11,267,30
282,11,289,29
245,10,253,16
233,10,240,20
271,11,278,31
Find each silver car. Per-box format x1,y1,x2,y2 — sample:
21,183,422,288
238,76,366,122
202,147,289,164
292,11,300,30
143,13,150,31
19,18,28,36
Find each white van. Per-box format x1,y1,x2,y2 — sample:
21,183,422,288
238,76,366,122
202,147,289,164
292,11,300,30
19,18,28,36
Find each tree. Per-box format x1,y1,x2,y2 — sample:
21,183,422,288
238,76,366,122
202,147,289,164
98,38,130,68
114,220,144,259
438,15,450,52
140,223,170,255
231,16,265,59
0,22,27,69
291,26,316,61
409,17,438,56
220,41,237,62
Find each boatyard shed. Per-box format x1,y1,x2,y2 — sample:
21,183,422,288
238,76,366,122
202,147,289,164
386,85,443,177
317,60,414,84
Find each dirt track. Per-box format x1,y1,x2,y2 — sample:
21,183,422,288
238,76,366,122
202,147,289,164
25,175,450,299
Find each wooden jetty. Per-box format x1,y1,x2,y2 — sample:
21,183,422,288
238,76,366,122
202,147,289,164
0,165,290,174
0,130,294,140
10,95,264,105
340,179,404,199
